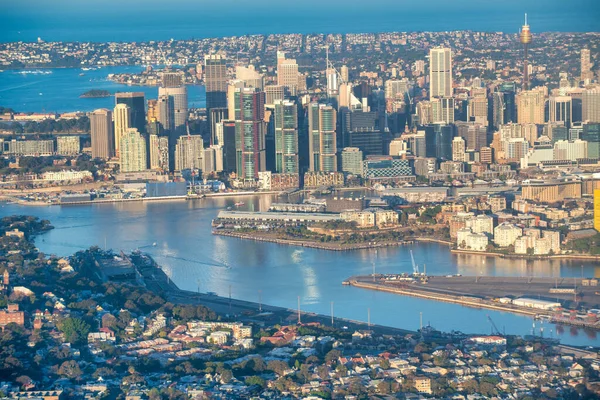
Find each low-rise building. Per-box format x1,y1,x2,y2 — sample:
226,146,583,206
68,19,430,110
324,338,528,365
493,222,522,247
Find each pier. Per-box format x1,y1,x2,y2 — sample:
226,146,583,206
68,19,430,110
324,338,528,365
346,275,600,330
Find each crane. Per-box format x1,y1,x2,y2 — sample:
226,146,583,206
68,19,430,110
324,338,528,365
410,250,419,275
487,315,502,336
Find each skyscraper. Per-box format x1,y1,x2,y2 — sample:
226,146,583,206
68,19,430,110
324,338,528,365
582,123,600,158
233,88,266,179
581,48,593,83
115,92,146,134
583,87,600,123
277,54,299,96
174,135,203,172
308,103,337,172
274,100,299,174
452,136,466,162
517,89,545,124
429,47,453,98
119,128,147,172
113,103,131,157
161,72,183,88
549,96,573,128
157,95,174,132
205,55,228,111
431,97,455,124
90,108,114,159
519,14,533,90
158,86,188,130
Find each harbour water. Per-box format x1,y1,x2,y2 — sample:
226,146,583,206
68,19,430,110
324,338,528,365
0,66,206,113
2,198,599,347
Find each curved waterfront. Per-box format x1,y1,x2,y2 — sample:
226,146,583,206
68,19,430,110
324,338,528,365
2,197,599,346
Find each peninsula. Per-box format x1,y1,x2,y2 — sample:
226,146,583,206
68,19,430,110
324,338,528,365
79,89,111,98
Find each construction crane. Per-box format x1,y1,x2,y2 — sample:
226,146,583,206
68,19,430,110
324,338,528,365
410,250,419,275
487,315,502,336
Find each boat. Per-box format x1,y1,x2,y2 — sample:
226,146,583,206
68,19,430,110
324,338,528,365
152,242,157,247
234,201,245,207
79,73,85,76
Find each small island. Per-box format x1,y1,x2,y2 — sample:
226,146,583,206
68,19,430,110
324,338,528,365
79,89,111,98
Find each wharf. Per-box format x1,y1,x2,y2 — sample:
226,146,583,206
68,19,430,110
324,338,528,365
346,275,600,330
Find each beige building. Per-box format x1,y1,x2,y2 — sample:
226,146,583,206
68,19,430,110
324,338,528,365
493,222,522,247
119,128,147,173
90,108,114,159
452,136,466,162
413,377,432,395
113,103,131,157
467,214,494,235
517,89,545,124
277,54,299,95
56,136,80,155
521,180,582,203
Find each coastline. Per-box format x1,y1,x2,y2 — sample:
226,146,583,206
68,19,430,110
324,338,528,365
451,248,600,261
212,230,415,251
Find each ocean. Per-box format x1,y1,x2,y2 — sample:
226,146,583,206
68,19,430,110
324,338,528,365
1,0,599,43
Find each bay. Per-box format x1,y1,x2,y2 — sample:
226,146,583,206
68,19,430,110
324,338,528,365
0,66,205,113
1,198,599,347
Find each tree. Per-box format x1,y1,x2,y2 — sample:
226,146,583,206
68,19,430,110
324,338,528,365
58,317,91,344
267,360,289,376
58,360,83,380
245,376,266,388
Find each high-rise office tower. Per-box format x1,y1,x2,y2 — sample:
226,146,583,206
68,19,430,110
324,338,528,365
119,128,147,172
157,95,174,132
265,85,285,107
174,135,203,172
232,88,266,179
519,14,533,90
583,87,600,122
274,100,299,174
161,72,183,88
549,96,573,128
149,134,160,170
277,55,299,96
235,65,264,89
158,86,188,130
210,108,228,145
416,101,433,125
115,92,146,134
147,99,159,123
468,95,488,125
455,121,487,151
308,103,337,172
113,103,131,157
431,97,455,124
452,136,466,162
582,123,600,158
221,120,237,172
90,108,114,159
340,65,349,83
429,47,453,98
581,48,593,83
425,124,454,160
340,147,363,176
205,55,228,111
517,89,545,124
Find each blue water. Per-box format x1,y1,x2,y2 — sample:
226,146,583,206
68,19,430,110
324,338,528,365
1,0,599,43
0,66,205,113
1,200,599,347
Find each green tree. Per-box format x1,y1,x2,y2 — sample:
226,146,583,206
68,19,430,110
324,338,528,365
245,376,266,388
58,317,91,344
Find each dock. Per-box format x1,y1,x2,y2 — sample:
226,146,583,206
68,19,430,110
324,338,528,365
346,275,600,330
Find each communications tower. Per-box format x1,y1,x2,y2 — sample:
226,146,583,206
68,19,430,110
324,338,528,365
520,13,533,90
